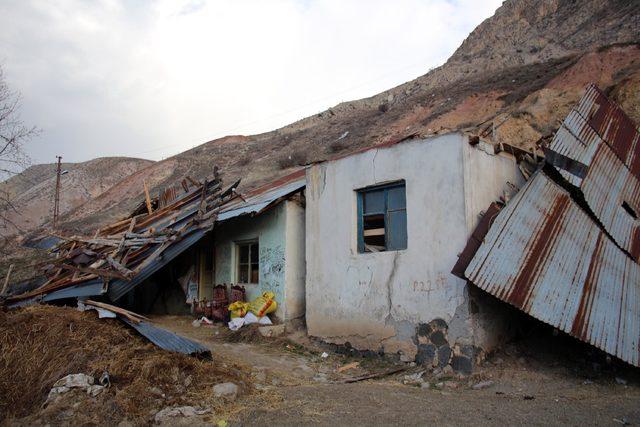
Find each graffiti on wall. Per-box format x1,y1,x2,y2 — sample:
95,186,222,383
260,245,285,292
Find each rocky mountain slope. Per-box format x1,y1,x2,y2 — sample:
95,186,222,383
0,157,153,235
27,0,640,234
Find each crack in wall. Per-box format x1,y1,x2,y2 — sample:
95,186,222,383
372,149,379,183
384,251,400,323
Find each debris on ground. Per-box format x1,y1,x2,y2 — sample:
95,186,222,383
154,405,210,423
0,305,250,424
472,380,495,390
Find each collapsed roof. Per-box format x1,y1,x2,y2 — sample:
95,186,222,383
6,168,305,308
455,84,640,367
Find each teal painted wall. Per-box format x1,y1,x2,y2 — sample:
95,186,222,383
213,203,288,320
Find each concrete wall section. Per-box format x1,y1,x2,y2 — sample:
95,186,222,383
284,197,306,324
305,133,471,360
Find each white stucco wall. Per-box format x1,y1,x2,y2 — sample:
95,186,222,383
284,198,306,323
305,133,522,360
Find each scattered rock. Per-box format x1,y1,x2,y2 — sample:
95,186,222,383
582,380,594,385
253,371,267,382
149,387,165,398
87,384,106,397
154,406,209,423
442,365,454,375
472,380,495,390
321,352,329,358
258,324,285,337
443,381,458,389
47,373,103,402
313,373,328,383
403,371,425,385
435,382,444,389
192,319,201,328
615,377,628,385
213,383,239,401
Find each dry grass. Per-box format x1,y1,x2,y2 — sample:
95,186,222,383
0,305,251,423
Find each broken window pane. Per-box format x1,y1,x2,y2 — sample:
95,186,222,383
358,181,407,253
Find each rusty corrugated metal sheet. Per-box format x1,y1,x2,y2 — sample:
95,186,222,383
574,84,640,176
545,84,640,259
465,172,640,367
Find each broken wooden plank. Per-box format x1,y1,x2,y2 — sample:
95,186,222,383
143,179,153,215
338,367,407,384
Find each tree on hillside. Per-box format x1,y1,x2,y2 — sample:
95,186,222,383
0,64,37,241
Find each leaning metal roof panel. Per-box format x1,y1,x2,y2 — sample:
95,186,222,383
465,172,640,367
545,84,640,260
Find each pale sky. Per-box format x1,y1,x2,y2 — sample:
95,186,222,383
0,0,502,166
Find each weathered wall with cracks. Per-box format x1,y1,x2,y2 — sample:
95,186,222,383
305,133,522,370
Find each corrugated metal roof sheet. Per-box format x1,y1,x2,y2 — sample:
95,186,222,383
217,175,305,222
465,172,640,367
545,84,640,260
120,317,211,356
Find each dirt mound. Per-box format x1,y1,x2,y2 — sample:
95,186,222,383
0,305,250,424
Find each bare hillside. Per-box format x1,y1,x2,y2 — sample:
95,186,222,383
60,0,639,234
1,157,153,235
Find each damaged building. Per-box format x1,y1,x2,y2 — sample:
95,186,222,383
304,132,525,370
456,84,640,368
6,83,638,372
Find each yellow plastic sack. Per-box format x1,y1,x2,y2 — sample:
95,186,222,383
249,291,277,317
228,301,249,319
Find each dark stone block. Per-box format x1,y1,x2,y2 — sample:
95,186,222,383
437,345,452,368
415,344,437,366
451,356,473,374
461,344,475,358
430,318,448,330
417,323,432,337
430,330,448,347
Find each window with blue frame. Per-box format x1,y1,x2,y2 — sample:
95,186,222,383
357,181,407,253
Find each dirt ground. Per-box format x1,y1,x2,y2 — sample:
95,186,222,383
154,315,640,426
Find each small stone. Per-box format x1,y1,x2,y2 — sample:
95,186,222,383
615,377,628,385
313,373,328,383
321,352,329,358
435,382,444,389
420,382,431,389
154,406,209,422
437,345,452,368
443,381,458,389
442,365,454,375
582,380,593,385
149,387,165,397
430,331,448,347
213,383,239,401
192,320,201,328
472,380,495,390
258,324,285,337
408,362,416,368
86,385,105,397
254,371,267,382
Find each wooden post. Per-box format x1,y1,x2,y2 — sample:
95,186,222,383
1,264,14,295
143,180,153,215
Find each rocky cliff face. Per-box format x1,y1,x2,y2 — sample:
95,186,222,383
17,0,640,235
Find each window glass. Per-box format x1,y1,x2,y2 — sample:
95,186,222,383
363,190,385,214
357,182,407,253
387,209,408,250
387,186,406,211
237,241,259,284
